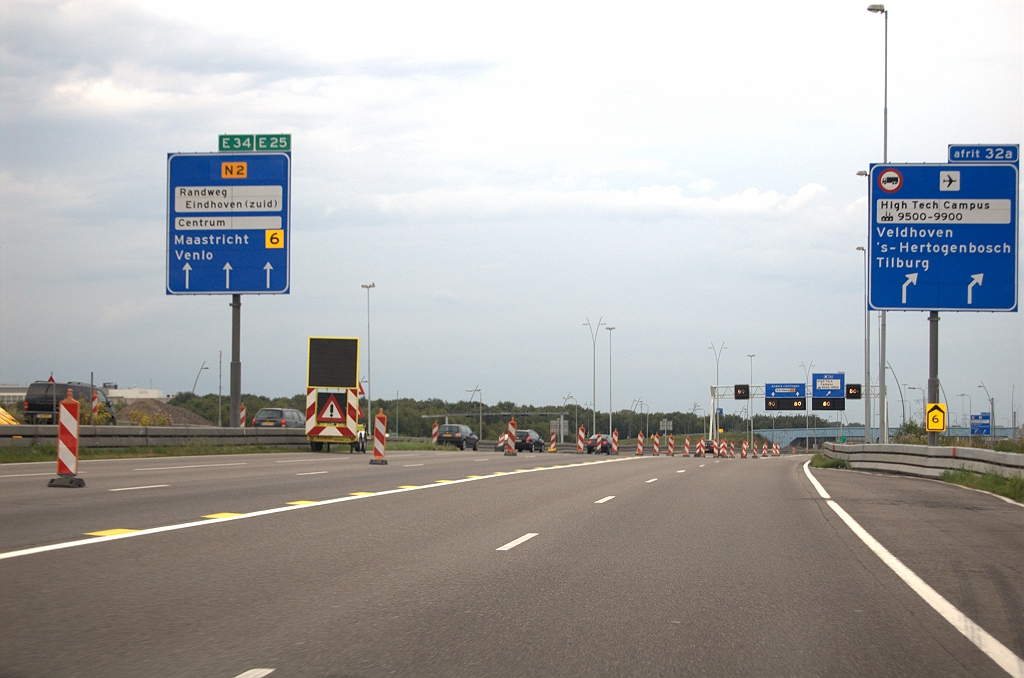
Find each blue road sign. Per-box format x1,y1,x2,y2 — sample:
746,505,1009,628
811,373,845,399
948,144,1018,167
766,383,805,399
869,163,1017,311
167,152,290,294
970,413,991,436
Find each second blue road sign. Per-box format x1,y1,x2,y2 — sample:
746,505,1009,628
869,162,1017,312
166,152,291,295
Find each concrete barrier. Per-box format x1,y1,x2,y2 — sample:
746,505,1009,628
823,442,1024,479
0,425,310,449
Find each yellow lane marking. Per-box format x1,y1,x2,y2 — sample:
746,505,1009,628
466,475,484,479
349,492,375,496
492,471,508,475
287,501,318,506
436,480,454,483
203,513,243,519
85,528,139,537
398,485,420,489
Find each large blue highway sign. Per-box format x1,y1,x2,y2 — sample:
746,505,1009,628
811,373,845,399
766,383,805,399
167,153,290,295
869,163,1017,311
970,413,991,436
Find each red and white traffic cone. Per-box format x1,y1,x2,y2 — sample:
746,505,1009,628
49,389,84,488
505,418,517,456
668,434,675,456
612,429,619,454
431,420,439,445
549,429,557,452
370,408,388,465
576,426,585,454
636,431,645,455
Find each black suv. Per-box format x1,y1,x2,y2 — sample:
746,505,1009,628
586,434,614,454
437,424,479,450
23,381,116,424
515,429,545,452
252,408,305,428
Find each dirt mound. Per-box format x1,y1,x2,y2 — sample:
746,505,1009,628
116,399,214,427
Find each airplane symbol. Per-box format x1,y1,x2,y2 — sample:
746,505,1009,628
943,174,957,188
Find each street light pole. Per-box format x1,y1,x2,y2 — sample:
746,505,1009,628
856,246,872,442
467,386,482,439
584,317,604,434
869,3,889,444
218,350,223,427
192,361,208,395
979,382,995,448
708,342,727,442
801,360,814,452
361,283,375,429
564,394,578,440
606,326,615,435
747,353,755,450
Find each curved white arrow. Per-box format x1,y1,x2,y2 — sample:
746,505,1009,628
902,273,918,304
182,263,192,290
223,262,232,289
967,273,983,305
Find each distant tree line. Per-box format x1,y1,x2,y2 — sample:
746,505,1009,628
170,392,856,438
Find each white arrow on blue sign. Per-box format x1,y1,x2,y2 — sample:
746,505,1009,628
868,163,1017,312
166,152,290,295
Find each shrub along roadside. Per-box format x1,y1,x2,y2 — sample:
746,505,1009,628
940,468,1024,504
810,452,850,469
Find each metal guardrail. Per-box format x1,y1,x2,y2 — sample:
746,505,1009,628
0,425,311,449
823,442,1024,479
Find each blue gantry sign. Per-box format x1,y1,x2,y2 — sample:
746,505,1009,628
970,412,991,436
166,152,290,295
868,163,1017,312
765,383,805,399
811,373,845,399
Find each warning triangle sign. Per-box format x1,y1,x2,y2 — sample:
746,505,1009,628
318,394,346,423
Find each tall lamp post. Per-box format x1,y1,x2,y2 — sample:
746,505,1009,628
361,283,375,428
856,246,872,442
606,326,615,435
218,351,223,427
467,386,482,440
192,361,208,394
584,317,604,434
747,353,755,450
801,360,814,452
708,342,727,442
957,393,971,440
868,3,889,444
563,393,579,438
979,382,995,448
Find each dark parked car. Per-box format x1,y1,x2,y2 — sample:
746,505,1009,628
515,429,545,452
23,381,116,424
438,424,479,450
586,433,614,454
252,408,305,428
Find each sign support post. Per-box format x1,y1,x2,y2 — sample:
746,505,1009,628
927,312,940,446
230,294,241,427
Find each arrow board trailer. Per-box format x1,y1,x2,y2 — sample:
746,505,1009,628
167,152,290,294
306,337,365,452
868,163,1017,311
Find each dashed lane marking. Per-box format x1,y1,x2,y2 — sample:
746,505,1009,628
134,463,246,471
296,471,328,476
109,485,169,492
233,670,275,678
85,528,139,537
803,461,1024,678
404,464,424,467
595,496,615,504
646,478,658,483
398,485,420,489
699,464,706,468
286,501,318,506
496,533,538,551
1,456,634,560
349,492,375,497
677,470,686,473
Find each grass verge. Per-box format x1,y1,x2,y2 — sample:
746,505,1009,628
810,452,850,469
939,468,1024,504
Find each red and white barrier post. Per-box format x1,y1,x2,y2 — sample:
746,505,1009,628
741,440,748,458
696,439,705,456
370,408,388,465
90,389,98,424
49,389,84,488
683,436,690,457
668,434,675,456
239,402,247,428
549,429,557,452
431,420,439,445
505,418,517,456
711,439,718,457
636,431,645,456
612,429,619,455
576,426,585,454
774,443,781,457
729,441,735,458
652,433,660,456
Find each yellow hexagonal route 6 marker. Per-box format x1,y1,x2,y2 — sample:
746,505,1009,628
926,403,947,432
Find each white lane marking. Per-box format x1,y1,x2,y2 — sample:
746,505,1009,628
276,458,342,464
497,533,538,551
133,463,246,471
595,496,615,503
699,464,706,468
802,461,831,499
233,670,275,678
0,456,635,560
109,485,169,492
803,461,1024,678
404,464,424,467
296,471,327,476
646,478,658,483
474,459,489,462
677,470,686,473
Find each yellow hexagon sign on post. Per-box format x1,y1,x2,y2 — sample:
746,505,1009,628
925,403,947,432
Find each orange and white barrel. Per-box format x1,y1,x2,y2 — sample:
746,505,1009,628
57,390,79,476
371,408,388,464
577,426,585,453
505,418,517,455
667,434,675,456
612,429,619,454
652,433,660,456
431,420,439,445
636,431,644,455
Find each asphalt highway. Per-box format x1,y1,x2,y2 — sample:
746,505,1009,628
1,449,1021,677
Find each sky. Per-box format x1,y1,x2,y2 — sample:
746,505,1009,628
1,0,1021,428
